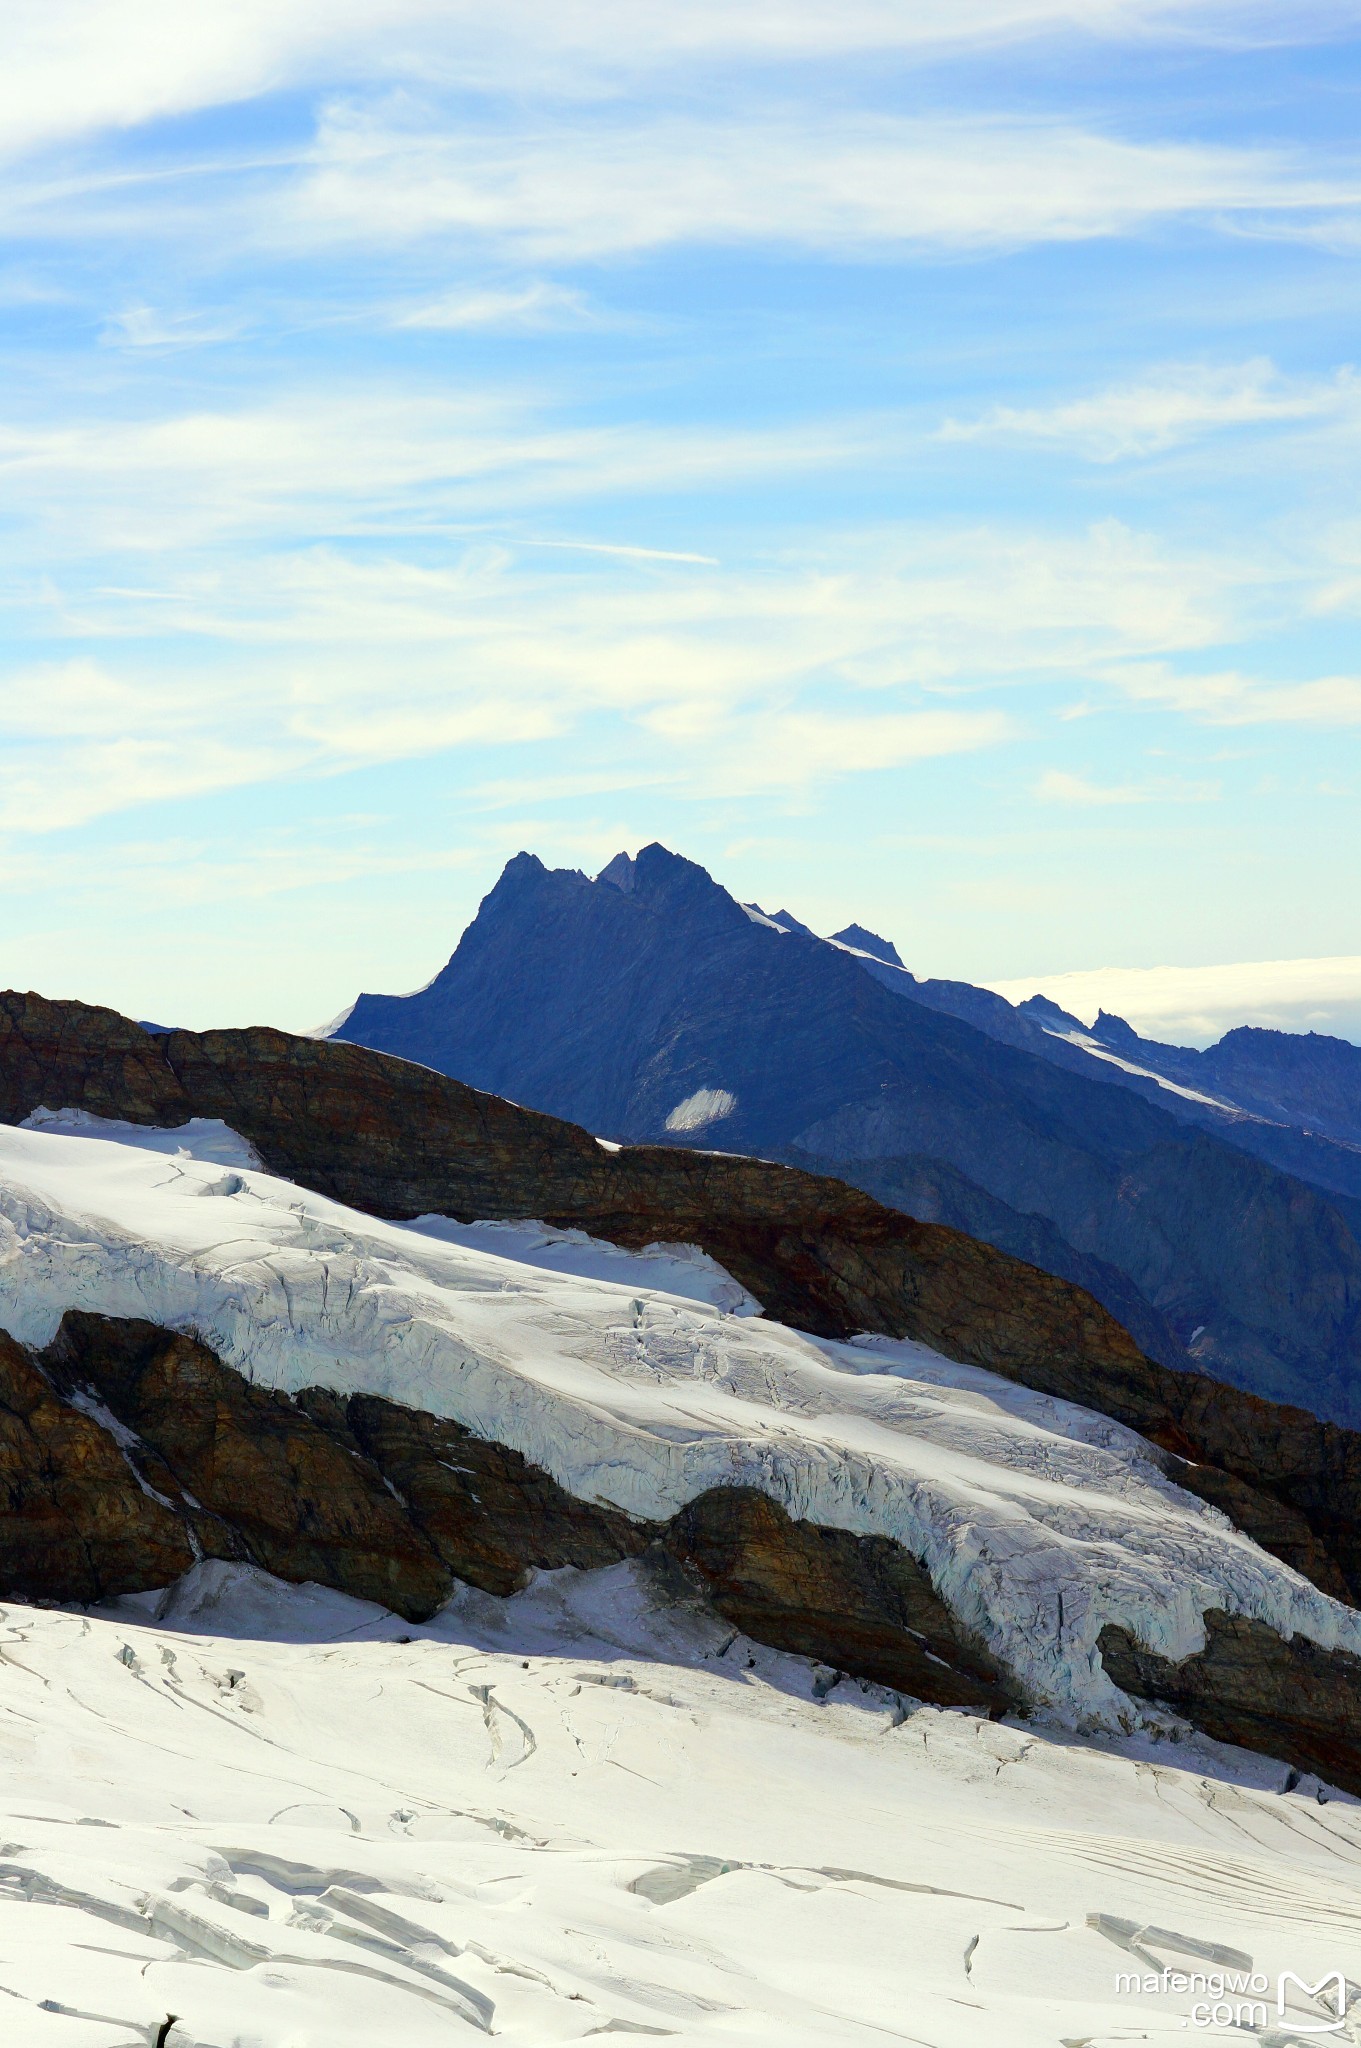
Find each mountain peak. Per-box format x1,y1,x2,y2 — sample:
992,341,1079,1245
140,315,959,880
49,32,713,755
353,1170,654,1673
831,923,903,967
597,851,637,893
1017,992,1086,1032
1092,1009,1140,1046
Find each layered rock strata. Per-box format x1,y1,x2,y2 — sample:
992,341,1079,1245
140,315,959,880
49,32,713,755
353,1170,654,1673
3,992,1361,1618
2,1312,1009,1718
1099,1613,1361,1796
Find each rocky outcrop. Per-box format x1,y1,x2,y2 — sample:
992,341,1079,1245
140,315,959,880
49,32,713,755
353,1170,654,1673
6,993,1361,1622
309,1390,649,1601
42,1315,453,1618
1099,1613,1361,1798
2,1312,1006,1717
0,1328,196,1604
664,1487,1011,1713
967,1336,1361,1612
17,1309,1361,1784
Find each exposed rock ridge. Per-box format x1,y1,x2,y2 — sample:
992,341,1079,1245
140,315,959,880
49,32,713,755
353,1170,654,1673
0,989,1162,1391
0,1313,1011,1718
1099,1613,1361,1797
4,993,1361,1617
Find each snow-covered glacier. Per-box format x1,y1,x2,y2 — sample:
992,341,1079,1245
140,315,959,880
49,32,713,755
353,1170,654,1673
1,1113,1358,1730
5,1561,1361,2048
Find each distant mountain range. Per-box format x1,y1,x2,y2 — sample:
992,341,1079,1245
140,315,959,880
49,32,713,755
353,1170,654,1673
331,843,1361,1423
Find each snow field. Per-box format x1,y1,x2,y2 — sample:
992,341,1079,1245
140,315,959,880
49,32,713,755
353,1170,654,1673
1,1562,1360,2046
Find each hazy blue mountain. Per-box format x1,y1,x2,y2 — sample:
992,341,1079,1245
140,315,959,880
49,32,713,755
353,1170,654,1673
335,844,1361,1423
866,970,1361,1205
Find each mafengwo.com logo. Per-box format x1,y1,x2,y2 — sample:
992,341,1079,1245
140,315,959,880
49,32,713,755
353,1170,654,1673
1114,1964,1350,2032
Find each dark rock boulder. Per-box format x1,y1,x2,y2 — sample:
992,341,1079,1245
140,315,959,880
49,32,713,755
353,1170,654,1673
318,1390,651,1600
1099,1612,1361,1797
0,1328,196,1604
44,1315,452,1619
662,1487,1011,1713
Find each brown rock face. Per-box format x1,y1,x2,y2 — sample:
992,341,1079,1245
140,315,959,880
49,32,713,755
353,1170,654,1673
0,1328,196,1603
0,991,1152,1372
15,1303,1361,1787
964,1337,1361,1611
2,1312,1008,1716
662,1488,1011,1714
308,1390,651,1601
43,1315,451,1618
1099,1612,1361,1797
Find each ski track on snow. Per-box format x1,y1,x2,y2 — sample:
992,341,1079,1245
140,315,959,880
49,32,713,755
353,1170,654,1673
0,1564,1360,2045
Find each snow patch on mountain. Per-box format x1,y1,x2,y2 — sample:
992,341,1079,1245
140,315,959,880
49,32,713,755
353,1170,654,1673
21,1105,265,1169
1036,1027,1253,1116
0,1119,1357,1732
664,1086,737,1132
399,1214,762,1316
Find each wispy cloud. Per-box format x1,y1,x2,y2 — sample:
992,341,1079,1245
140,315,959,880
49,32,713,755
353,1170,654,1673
18,105,1338,264
0,512,1245,834
941,359,1358,460
986,953,1361,1047
393,281,599,331
643,705,1013,794
0,392,896,554
101,303,249,350
2,2,1349,164
1034,766,1220,804
291,106,1361,262
1112,661,1361,724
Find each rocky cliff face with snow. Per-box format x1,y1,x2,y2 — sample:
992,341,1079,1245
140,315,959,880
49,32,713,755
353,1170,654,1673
6,1042,1361,1797
0,988,1160,1373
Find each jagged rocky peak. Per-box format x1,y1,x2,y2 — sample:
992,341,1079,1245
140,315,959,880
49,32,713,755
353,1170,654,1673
1016,991,1088,1031
830,923,903,966
1091,1008,1141,1045
597,850,637,892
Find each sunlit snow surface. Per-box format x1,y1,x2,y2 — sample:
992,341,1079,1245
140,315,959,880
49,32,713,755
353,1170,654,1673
5,1117,1361,2039
2,1115,1361,1729
3,1564,1361,2046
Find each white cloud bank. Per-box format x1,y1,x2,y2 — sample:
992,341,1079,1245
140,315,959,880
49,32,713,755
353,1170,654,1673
3,1,1356,162
988,954,1361,1046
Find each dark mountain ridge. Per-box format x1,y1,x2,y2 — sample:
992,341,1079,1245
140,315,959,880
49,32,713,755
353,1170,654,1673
335,844,1361,1422
824,949,1361,1206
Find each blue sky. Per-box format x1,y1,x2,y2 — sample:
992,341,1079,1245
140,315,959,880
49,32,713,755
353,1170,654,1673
2,1,1360,1041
